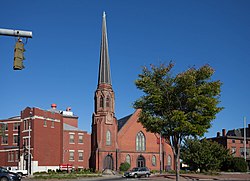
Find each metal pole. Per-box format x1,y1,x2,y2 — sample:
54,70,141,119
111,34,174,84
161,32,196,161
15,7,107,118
244,117,246,161
28,123,31,175
0,28,32,38
160,133,162,174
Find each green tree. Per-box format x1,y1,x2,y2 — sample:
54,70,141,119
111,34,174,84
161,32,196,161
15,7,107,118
181,138,231,172
133,63,223,181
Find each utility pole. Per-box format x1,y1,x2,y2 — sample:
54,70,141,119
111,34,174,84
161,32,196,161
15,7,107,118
244,117,246,161
160,132,162,174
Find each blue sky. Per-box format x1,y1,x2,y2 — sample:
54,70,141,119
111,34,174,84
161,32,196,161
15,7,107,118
0,0,250,138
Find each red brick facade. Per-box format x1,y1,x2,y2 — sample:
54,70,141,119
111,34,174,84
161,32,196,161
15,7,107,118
117,110,173,171
208,125,250,168
0,105,91,173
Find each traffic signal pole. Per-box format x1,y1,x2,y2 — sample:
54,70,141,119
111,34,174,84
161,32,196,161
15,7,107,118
0,28,32,70
0,28,32,38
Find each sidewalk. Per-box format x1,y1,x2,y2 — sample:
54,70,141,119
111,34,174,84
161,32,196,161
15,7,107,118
151,172,250,180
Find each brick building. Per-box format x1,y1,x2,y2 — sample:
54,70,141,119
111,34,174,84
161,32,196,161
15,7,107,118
208,125,250,168
0,12,174,173
0,105,90,173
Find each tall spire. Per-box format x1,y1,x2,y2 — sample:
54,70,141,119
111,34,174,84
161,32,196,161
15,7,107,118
98,12,111,86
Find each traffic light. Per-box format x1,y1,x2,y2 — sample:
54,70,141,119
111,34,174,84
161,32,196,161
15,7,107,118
13,40,25,70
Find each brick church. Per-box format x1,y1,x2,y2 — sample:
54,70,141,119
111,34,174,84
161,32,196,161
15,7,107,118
0,13,174,173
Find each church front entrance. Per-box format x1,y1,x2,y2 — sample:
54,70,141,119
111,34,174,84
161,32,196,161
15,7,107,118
103,155,113,170
137,155,145,167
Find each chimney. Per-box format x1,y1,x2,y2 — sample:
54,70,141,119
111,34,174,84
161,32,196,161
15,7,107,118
217,132,221,137
222,129,226,136
51,103,57,109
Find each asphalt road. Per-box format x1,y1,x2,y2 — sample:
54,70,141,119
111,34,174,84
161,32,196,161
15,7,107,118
23,173,250,181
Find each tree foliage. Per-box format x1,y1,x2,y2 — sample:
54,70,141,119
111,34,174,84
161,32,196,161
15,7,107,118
181,138,232,172
133,63,223,180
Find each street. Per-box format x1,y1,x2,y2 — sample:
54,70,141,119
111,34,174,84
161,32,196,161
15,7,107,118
23,173,250,181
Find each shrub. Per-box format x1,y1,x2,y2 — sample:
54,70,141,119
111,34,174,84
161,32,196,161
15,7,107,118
232,157,247,172
221,157,247,172
119,162,130,171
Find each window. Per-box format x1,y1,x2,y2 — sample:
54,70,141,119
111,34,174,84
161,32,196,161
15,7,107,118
106,96,110,107
106,130,111,145
2,134,8,144
44,119,47,127
240,147,244,156
24,120,27,130
100,97,104,108
3,124,8,131
13,123,19,130
78,135,83,143
167,155,172,166
69,151,74,161
15,152,19,162
69,134,75,144
78,152,83,161
8,152,14,162
51,120,55,128
126,154,131,165
152,155,156,166
232,139,235,143
231,147,236,156
23,138,28,147
136,131,145,151
24,120,31,129
13,135,18,144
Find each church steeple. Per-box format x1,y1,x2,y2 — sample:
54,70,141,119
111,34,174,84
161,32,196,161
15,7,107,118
91,12,118,172
94,11,115,115
98,12,111,86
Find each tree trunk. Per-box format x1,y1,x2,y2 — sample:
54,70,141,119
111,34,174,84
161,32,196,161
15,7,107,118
174,152,180,181
171,135,181,181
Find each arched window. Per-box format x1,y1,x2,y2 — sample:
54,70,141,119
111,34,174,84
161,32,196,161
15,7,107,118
136,131,145,151
106,130,111,145
152,155,156,166
126,154,131,165
106,96,110,108
168,155,172,166
100,97,104,108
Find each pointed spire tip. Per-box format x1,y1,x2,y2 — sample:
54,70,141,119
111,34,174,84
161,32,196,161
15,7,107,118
103,11,106,17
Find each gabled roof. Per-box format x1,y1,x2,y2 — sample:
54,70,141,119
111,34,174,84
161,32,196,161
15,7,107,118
227,128,250,137
117,114,133,131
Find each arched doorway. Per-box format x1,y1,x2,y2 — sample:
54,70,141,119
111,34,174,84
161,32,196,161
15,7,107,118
137,155,145,167
103,155,113,170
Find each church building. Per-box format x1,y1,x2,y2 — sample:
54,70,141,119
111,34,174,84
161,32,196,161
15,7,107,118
90,12,174,171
